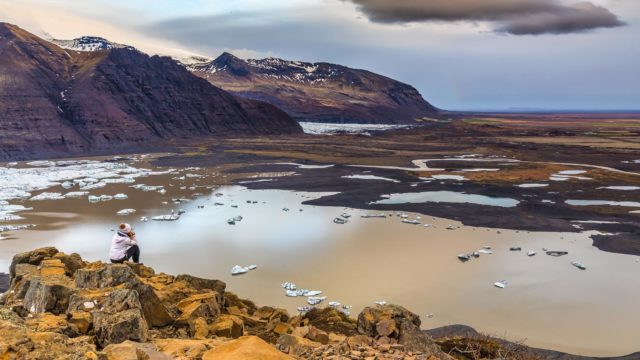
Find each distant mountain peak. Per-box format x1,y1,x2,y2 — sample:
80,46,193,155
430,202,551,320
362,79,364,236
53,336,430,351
193,52,251,76
188,53,439,124
50,36,135,52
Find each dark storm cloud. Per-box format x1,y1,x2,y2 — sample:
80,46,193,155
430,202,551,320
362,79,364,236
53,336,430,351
347,0,625,35
497,2,626,35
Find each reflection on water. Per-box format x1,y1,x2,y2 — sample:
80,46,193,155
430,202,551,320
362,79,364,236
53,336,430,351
0,162,639,357
373,191,520,208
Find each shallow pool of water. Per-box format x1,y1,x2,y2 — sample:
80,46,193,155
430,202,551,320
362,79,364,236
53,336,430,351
566,200,640,208
373,191,520,208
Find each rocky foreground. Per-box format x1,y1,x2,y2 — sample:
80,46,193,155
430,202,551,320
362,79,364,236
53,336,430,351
0,247,460,360
3,248,634,360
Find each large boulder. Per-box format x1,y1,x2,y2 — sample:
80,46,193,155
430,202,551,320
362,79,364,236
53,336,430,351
103,340,173,360
357,304,420,337
175,274,226,302
202,336,293,360
23,277,75,315
135,283,174,327
210,314,244,339
53,252,86,276
9,247,59,278
276,334,322,357
93,309,149,347
357,304,448,359
70,288,155,346
175,292,221,337
68,288,142,314
176,292,220,325
301,307,357,336
75,264,138,289
76,265,173,327
151,338,223,359
398,318,447,357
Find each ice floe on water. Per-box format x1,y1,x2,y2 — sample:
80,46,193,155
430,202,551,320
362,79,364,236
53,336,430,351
0,214,24,222
516,183,549,188
598,186,640,191
558,170,587,175
549,170,591,181
64,191,89,198
116,209,136,216
0,160,165,202
237,179,274,184
342,174,400,183
30,192,65,201
230,264,257,275
0,159,177,231
0,224,34,233
460,168,500,172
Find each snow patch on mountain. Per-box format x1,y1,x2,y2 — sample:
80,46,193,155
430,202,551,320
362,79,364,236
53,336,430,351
50,36,134,52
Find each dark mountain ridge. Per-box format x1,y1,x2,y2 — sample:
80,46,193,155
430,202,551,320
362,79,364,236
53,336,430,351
0,23,301,160
188,52,440,124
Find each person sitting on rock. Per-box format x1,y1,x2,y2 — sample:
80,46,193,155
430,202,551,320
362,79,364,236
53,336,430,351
110,223,140,264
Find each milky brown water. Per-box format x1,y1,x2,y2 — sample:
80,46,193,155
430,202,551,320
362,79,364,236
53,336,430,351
1,159,639,357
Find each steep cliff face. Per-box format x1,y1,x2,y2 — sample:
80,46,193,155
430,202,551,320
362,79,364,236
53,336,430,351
0,24,301,160
189,52,439,124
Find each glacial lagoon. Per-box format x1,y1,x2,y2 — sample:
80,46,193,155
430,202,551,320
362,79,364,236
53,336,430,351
1,156,640,356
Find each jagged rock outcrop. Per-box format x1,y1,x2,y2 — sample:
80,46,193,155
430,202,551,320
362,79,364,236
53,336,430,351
0,247,449,359
188,52,440,124
0,23,302,161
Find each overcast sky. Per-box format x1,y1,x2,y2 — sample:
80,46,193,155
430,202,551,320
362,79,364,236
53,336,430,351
1,0,638,111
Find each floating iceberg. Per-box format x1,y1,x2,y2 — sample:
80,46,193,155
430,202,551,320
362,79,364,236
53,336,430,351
231,264,257,275
61,181,74,189
64,191,89,198
0,214,24,222
79,182,107,191
30,192,65,201
130,184,164,192
231,265,249,275
113,193,128,200
103,177,136,184
307,296,326,305
0,224,35,232
282,282,297,291
152,214,180,221
494,280,508,289
116,209,136,215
